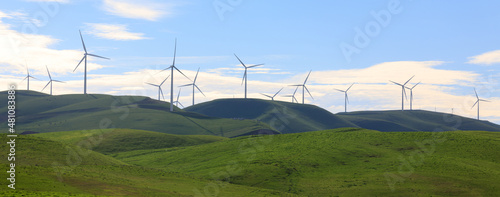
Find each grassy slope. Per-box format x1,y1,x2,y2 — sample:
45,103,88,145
185,98,357,134
35,128,227,154
0,90,277,137
115,128,500,196
0,134,296,196
338,110,500,132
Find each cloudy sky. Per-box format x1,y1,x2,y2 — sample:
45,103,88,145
1,0,499,124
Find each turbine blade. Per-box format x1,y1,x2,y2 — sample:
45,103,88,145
293,96,299,103
176,89,181,101
41,81,51,91
304,70,312,84
160,88,165,100
241,70,247,85
194,85,206,96
194,67,200,83
404,75,415,85
471,100,479,109
79,30,87,53
21,76,28,83
173,38,177,66
160,75,170,86
174,66,191,81
346,83,355,92
403,88,408,100
474,88,479,99
179,84,192,87
178,102,184,108
74,56,86,72
479,99,490,102
234,54,246,68
87,53,110,60
46,66,51,80
292,86,299,95
145,82,158,87
412,82,421,89
260,93,272,98
334,89,345,92
273,87,284,97
247,64,263,68
346,93,350,104
390,80,403,86
304,85,314,100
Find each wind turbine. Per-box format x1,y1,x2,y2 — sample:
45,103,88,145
21,62,38,90
74,30,110,94
41,66,64,95
472,88,490,120
283,86,299,103
145,75,170,101
179,67,205,105
405,82,420,110
261,87,283,101
173,88,184,108
234,54,264,99
290,70,314,104
335,83,355,113
390,75,414,111
161,39,191,112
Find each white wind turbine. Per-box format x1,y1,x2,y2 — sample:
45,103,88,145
41,66,64,95
283,86,299,103
21,62,38,91
290,70,314,104
405,82,420,110
261,87,283,101
234,54,264,99
74,30,110,94
173,88,184,108
390,75,414,111
335,83,355,113
472,88,490,120
179,67,205,106
161,39,191,112
145,75,170,101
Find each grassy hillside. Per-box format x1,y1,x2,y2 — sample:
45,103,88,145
185,98,357,133
0,90,278,137
115,128,500,196
35,128,227,154
0,134,296,196
338,110,500,132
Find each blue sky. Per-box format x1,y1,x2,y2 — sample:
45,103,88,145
1,0,499,123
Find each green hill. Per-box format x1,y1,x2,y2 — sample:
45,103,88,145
184,98,357,133
113,128,500,196
35,128,227,154
0,133,297,196
337,110,500,132
0,90,278,137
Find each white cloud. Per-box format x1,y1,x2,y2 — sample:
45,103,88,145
85,23,148,40
0,11,106,76
102,0,171,21
467,50,500,65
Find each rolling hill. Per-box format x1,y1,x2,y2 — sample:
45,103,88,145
185,98,500,132
0,90,278,137
0,133,295,196
112,128,500,196
184,98,357,133
337,110,500,132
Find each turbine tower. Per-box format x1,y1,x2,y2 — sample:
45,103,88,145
234,54,264,99
161,39,191,112
179,67,205,105
290,70,314,104
74,30,110,94
145,75,170,101
335,83,355,113
405,82,420,110
41,66,64,95
260,87,283,101
390,75,414,111
21,63,37,91
472,88,490,120
173,88,184,108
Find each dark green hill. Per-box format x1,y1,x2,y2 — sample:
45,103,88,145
184,98,357,133
115,128,500,196
337,110,500,132
0,90,277,137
